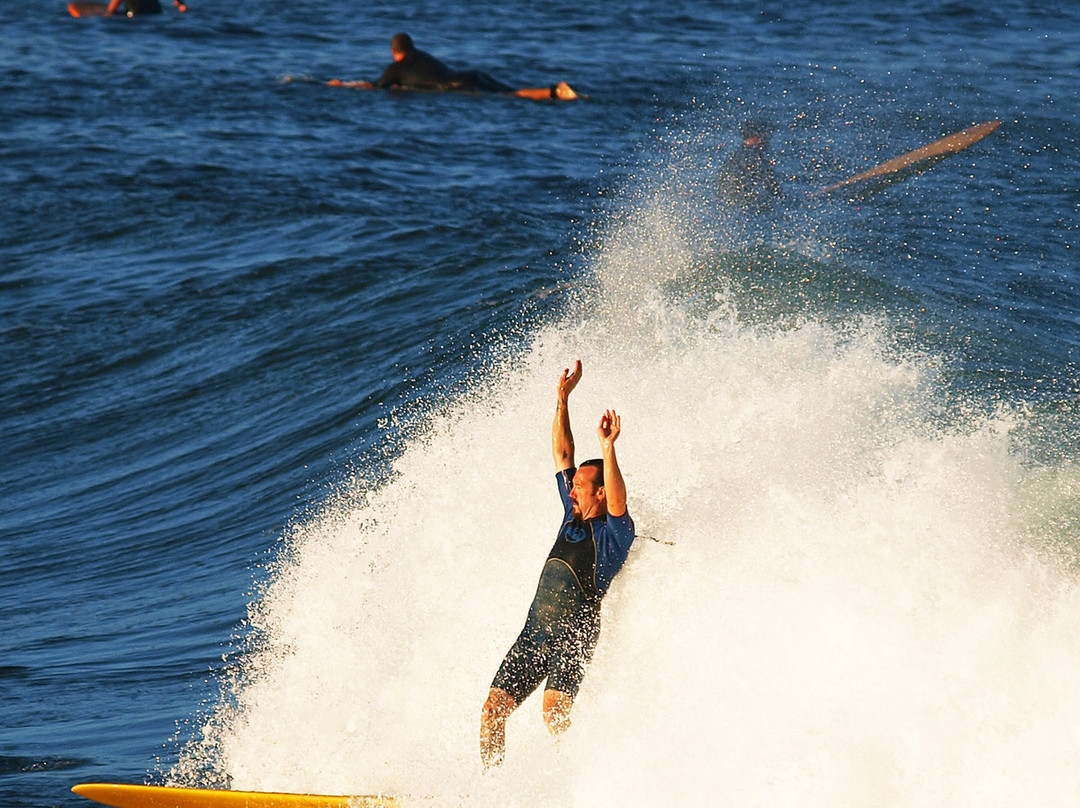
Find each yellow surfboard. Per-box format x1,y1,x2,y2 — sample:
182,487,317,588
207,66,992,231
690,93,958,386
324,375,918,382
72,783,401,808
816,119,1001,197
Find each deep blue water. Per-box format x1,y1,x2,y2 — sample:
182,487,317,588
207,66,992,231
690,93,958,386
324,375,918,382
3,0,1080,805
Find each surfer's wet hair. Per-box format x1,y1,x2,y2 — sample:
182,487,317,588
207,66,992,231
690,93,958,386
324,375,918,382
391,32,415,54
578,458,605,486
739,119,772,140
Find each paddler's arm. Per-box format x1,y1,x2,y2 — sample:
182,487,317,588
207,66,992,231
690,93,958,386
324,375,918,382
552,360,582,471
103,0,122,15
327,63,395,89
326,79,375,88
331,63,401,90
597,409,626,517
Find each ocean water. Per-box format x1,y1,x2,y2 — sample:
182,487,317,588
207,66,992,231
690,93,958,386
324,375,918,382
3,0,1080,805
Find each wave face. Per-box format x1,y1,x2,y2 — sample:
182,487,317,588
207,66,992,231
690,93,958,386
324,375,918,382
169,144,1080,806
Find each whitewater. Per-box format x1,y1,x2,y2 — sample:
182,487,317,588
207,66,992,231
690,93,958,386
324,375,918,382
169,137,1080,808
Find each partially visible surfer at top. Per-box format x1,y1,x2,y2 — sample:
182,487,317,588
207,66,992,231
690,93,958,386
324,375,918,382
716,118,782,213
67,0,186,17
327,33,580,101
479,360,635,769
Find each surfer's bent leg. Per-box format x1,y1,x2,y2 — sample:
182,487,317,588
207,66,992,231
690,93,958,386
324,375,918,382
482,621,549,768
542,689,573,736
480,687,517,769
540,607,599,736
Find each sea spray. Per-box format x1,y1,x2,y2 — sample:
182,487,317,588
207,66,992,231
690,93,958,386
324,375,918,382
171,295,1080,805
170,117,1080,806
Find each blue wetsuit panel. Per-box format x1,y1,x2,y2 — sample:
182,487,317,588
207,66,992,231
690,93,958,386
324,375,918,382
555,468,635,596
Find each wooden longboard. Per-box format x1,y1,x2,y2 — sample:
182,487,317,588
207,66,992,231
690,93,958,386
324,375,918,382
72,783,401,808
816,119,1001,197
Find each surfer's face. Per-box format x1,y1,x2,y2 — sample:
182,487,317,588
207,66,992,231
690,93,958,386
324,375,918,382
570,465,605,520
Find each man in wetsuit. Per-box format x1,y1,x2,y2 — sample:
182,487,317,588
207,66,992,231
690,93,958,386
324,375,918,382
327,33,579,100
479,359,634,768
69,0,185,16
717,119,782,213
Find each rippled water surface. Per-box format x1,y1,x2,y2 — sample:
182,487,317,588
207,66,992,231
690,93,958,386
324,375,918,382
3,1,1079,805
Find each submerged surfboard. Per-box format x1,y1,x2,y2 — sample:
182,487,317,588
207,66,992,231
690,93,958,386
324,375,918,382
816,119,1001,197
72,783,401,808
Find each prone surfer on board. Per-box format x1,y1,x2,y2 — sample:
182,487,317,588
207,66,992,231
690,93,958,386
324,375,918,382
67,0,186,17
327,33,580,100
480,360,635,769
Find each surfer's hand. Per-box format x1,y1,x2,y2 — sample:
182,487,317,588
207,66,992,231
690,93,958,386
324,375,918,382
558,360,582,399
597,409,620,447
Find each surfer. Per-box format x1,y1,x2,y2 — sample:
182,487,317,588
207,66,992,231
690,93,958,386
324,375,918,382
717,119,782,213
326,33,580,100
480,360,635,769
67,0,186,17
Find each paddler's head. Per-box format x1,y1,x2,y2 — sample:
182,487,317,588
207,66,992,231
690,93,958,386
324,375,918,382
390,32,415,62
569,460,606,520
739,119,772,146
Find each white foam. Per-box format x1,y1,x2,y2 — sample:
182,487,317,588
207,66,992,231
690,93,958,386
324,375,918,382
171,136,1080,806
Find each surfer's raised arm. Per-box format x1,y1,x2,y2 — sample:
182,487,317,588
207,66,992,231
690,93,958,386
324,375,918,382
597,409,626,518
552,359,581,472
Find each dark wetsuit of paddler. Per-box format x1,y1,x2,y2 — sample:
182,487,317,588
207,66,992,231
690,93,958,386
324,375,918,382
373,32,514,93
124,0,162,12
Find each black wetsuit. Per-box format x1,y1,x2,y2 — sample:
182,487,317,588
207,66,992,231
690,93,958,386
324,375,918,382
491,468,635,703
122,0,163,13
373,48,514,93
717,142,782,213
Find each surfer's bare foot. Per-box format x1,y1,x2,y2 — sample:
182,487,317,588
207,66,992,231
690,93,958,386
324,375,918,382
554,81,578,100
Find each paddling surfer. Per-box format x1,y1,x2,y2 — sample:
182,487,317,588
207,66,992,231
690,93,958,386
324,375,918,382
68,0,186,17
327,33,579,100
479,360,635,769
